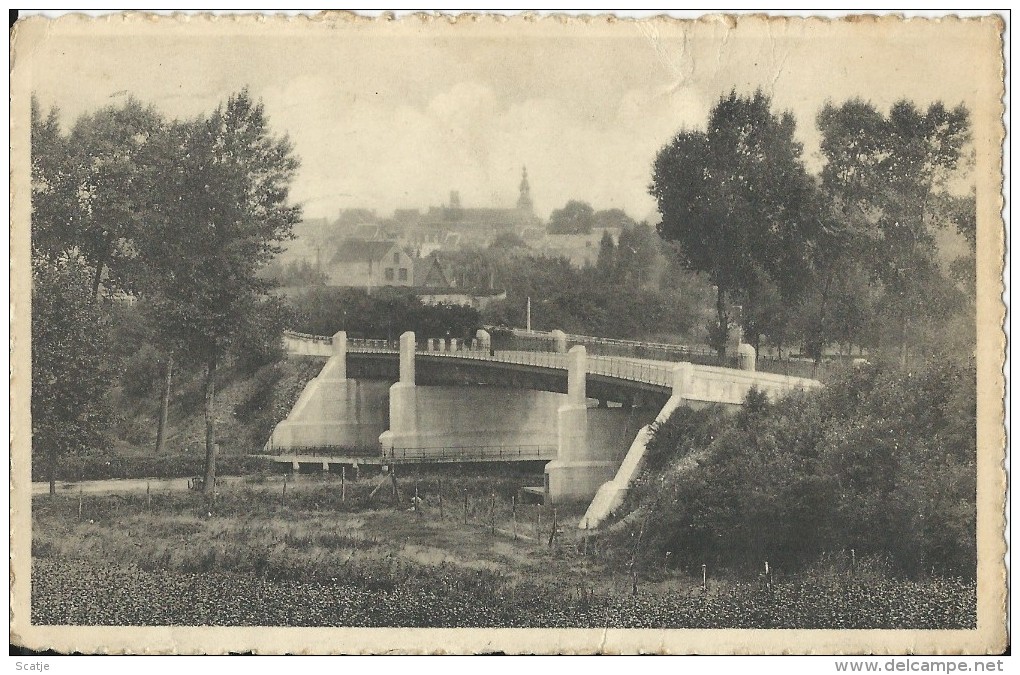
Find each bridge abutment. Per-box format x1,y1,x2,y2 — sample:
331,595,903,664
581,362,695,528
268,332,390,450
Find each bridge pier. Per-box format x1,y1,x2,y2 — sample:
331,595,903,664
544,346,617,504
379,331,417,452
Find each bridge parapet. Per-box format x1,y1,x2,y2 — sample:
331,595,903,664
283,330,820,400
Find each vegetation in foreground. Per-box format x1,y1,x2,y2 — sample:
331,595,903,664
615,355,977,580
32,473,974,629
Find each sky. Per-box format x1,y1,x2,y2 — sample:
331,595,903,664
19,13,1002,222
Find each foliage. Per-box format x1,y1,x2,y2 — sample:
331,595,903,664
63,98,166,298
547,199,596,234
31,254,112,490
651,89,818,355
287,286,481,341
812,99,972,362
623,356,976,579
231,295,292,375
260,259,328,287
134,89,302,490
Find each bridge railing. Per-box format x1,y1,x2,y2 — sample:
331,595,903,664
283,329,333,345
381,444,556,464
288,330,818,391
261,441,382,457
348,337,398,352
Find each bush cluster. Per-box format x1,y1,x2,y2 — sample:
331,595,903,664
623,356,976,579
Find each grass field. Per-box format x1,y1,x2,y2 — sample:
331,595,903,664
31,470,976,629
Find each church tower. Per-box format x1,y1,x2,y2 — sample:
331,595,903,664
516,166,534,213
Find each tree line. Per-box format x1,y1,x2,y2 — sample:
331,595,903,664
30,90,301,495
650,90,976,364
442,222,712,341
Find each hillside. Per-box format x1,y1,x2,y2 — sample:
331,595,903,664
34,355,327,482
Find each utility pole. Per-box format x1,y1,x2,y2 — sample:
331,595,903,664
526,296,531,332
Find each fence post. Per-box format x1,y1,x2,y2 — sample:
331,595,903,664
512,495,518,541
414,480,420,515
390,466,401,507
463,490,468,524
548,508,558,549
341,465,346,503
146,481,151,512
282,474,287,504
702,564,707,592
490,493,496,535
78,484,83,522
438,479,443,520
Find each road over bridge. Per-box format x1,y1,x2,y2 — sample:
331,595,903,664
270,329,822,527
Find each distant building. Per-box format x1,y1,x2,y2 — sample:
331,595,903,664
542,226,622,267
326,239,415,288
413,254,455,289
416,167,542,246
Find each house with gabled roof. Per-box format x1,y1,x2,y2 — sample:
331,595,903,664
326,239,414,288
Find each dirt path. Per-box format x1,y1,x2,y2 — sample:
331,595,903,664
30,474,306,496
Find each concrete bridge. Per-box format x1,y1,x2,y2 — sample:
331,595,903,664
271,329,822,527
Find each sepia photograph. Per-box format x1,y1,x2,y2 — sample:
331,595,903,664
9,11,1007,656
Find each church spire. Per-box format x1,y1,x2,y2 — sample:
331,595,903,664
517,166,534,213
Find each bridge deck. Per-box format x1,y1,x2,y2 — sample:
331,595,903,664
284,333,822,403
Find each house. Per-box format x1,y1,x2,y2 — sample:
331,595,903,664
326,239,415,288
413,254,455,289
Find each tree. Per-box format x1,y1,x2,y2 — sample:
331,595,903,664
547,200,595,234
594,230,617,280
141,90,301,493
62,98,166,300
31,98,75,260
32,254,111,494
593,207,637,230
615,222,660,287
650,90,817,358
815,99,971,363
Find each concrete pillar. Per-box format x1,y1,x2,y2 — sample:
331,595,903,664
440,338,448,352
450,338,459,352
672,362,694,397
428,338,437,352
332,331,347,356
322,461,330,472
546,345,616,504
567,345,586,402
292,460,300,472
380,331,418,452
399,331,415,384
738,343,757,371
476,329,491,353
550,329,568,354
